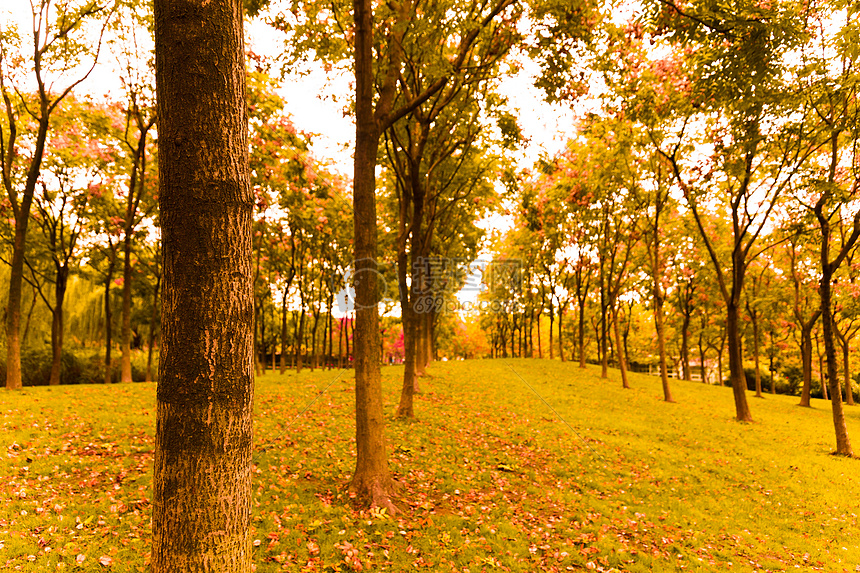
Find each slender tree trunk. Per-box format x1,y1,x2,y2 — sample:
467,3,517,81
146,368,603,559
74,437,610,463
104,243,116,384
536,311,542,358
327,294,334,370
152,0,255,568
613,307,629,389
396,262,417,418
799,315,820,407
121,229,135,382
820,263,853,455
578,299,587,368
145,272,160,383
653,289,673,401
280,288,289,373
350,0,396,509
48,265,69,386
726,302,753,421
697,332,707,384
836,324,854,405
548,304,554,360
749,306,762,398
558,304,565,363
680,310,691,381
295,308,305,373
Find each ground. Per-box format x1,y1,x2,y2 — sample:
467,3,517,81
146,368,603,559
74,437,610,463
2,359,860,572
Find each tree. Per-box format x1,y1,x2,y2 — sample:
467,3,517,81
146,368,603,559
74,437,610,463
644,0,815,421
152,0,254,568
28,96,114,385
1,0,115,390
784,234,821,406
114,7,157,384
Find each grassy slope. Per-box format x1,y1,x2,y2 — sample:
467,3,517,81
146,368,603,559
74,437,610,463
2,359,860,572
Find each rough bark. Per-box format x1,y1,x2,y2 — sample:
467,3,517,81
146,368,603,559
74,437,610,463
350,0,396,510
152,0,255,570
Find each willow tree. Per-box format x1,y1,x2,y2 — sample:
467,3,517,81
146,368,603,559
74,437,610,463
0,0,115,390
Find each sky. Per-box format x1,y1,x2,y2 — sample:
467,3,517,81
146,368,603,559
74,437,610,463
3,2,582,313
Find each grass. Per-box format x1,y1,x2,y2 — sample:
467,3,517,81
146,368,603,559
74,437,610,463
3,359,860,572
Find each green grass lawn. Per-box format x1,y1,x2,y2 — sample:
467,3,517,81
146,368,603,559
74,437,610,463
3,359,860,572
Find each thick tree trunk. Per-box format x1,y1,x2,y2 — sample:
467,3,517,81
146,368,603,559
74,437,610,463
350,0,396,509
152,0,255,570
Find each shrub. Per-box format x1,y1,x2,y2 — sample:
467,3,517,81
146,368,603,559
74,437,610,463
744,367,772,393
781,366,803,396
0,346,157,386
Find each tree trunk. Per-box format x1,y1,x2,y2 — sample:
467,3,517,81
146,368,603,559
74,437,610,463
816,199,853,454
280,288,289,373
121,230,134,383
726,302,753,421
548,304,554,360
145,272,160,383
680,311,691,381
295,308,305,372
578,299,587,368
396,254,417,417
152,0,255,569
749,304,762,398
836,324,854,406
798,313,820,407
612,307,629,389
104,242,116,384
536,310,542,358
558,304,565,363
5,114,49,390
653,287,673,401
48,265,69,386
820,268,853,455
350,0,396,509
